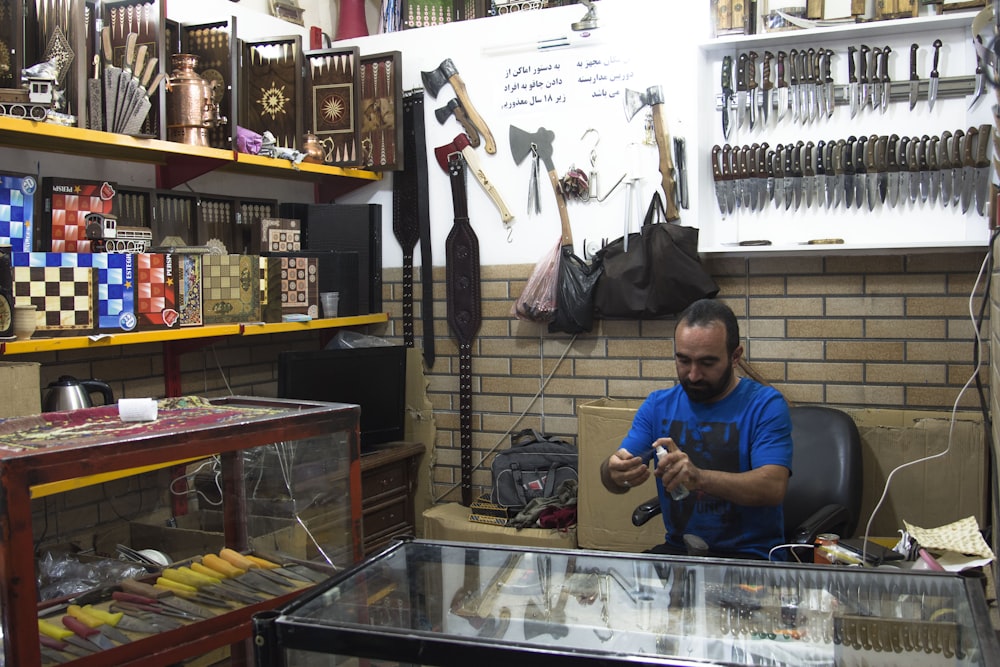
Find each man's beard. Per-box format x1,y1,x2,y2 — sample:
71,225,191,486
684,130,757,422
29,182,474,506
680,361,734,403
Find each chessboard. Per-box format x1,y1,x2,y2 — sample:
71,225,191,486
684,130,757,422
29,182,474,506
203,254,260,324
12,266,95,334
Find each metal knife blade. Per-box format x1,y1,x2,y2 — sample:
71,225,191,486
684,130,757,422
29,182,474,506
908,43,920,111
928,39,942,112
927,134,940,205
854,135,868,210
951,128,964,207
859,44,871,111
974,124,992,215
792,140,804,210
847,45,859,119
724,145,737,214
748,143,760,211
865,134,878,211
761,51,774,126
939,130,953,207
970,36,985,110
736,53,747,130
880,46,892,114
747,51,759,130
886,134,900,208
962,127,978,213
756,142,770,210
875,135,888,206
721,55,733,140
832,139,845,208
763,143,775,207
907,135,921,204
712,145,728,215
870,47,882,111
773,143,785,210
898,136,912,207
824,49,835,118
816,139,828,208
738,145,751,209
803,141,815,208
789,48,800,122
918,135,930,203
843,136,857,209
783,144,794,210
776,51,789,122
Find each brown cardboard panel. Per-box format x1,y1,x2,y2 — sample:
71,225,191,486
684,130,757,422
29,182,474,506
423,503,577,548
0,362,41,418
577,398,663,552
405,347,435,536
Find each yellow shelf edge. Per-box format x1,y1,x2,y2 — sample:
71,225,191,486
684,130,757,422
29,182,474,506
240,313,390,335
233,152,381,181
30,456,208,499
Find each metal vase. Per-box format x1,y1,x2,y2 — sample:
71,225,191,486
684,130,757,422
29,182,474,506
166,54,224,146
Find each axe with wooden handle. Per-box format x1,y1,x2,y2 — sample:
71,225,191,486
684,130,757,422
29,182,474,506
435,98,480,148
435,133,513,225
422,58,496,154
509,125,572,246
624,85,681,221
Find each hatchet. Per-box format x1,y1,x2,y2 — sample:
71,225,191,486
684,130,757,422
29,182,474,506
435,134,514,225
510,125,572,247
623,85,681,221
435,98,480,148
422,58,497,154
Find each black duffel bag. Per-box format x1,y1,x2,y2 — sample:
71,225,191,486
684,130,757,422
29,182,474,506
490,428,577,510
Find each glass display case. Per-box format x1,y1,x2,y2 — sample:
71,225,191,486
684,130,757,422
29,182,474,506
255,538,1000,667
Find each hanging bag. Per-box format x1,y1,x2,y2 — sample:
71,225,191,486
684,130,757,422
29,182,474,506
593,193,719,319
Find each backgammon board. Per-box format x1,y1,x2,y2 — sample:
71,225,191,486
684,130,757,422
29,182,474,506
202,254,260,324
242,36,302,151
305,47,361,167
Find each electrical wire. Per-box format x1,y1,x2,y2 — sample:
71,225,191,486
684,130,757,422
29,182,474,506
168,456,224,507
858,240,995,567
432,334,578,503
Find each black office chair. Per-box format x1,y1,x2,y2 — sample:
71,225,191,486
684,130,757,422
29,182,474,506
631,405,863,553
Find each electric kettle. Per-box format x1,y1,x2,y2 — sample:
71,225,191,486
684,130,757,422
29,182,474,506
42,376,115,412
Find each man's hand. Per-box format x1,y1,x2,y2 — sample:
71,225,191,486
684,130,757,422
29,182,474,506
653,437,700,495
600,448,650,493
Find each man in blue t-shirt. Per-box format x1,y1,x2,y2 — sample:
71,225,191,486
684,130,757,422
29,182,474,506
600,299,792,560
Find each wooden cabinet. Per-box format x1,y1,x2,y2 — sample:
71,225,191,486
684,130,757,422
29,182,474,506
1,396,363,667
360,442,425,556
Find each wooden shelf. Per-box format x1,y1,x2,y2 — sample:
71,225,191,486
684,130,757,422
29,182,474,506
0,116,381,191
0,313,389,355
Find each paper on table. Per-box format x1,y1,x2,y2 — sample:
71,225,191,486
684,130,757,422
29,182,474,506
903,515,995,560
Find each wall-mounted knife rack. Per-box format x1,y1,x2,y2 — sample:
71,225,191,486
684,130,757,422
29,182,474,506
714,74,975,111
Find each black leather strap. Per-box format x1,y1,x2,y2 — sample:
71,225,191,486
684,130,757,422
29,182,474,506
393,91,435,366
445,153,481,505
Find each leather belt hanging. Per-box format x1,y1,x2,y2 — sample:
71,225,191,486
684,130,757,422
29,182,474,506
392,90,435,367
445,152,481,505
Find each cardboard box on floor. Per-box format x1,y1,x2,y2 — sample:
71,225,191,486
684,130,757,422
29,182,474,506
0,362,40,418
578,398,664,552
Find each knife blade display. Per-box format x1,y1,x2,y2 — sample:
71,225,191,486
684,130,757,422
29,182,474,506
816,139,829,208
939,130,953,207
898,136,912,207
907,136,921,204
917,135,930,204
843,136,857,209
802,141,815,208
736,53,748,130
712,145,728,215
961,126,978,213
875,135,889,206
858,44,870,112
951,128,964,207
908,43,920,111
762,142,775,207
870,47,882,111
865,135,878,211
773,143,785,210
738,145,751,209
747,143,760,211
721,55,733,140
974,123,992,215
783,144,795,210
879,46,891,114
747,51,759,130
928,39,942,112
832,139,845,208
823,49,835,118
753,142,768,210
776,51,789,123
970,35,985,110
927,134,940,205
886,134,900,208
854,135,868,210
805,48,817,123
761,51,774,126
847,45,859,118
63,615,116,650
723,144,736,214
791,140,804,210
789,49,800,122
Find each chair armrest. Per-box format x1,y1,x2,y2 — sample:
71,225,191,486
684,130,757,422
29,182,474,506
788,503,852,544
631,497,661,527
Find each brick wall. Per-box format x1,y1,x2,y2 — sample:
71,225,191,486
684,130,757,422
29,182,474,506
19,248,989,549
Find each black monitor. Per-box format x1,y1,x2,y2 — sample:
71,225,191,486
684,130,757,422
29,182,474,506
277,345,406,451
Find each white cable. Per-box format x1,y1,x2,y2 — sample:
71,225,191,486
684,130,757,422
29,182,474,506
432,333,578,503
168,456,224,506
859,248,991,566
212,344,234,396
768,542,813,563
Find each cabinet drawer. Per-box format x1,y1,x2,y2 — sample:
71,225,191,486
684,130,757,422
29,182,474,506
363,496,410,539
362,461,407,503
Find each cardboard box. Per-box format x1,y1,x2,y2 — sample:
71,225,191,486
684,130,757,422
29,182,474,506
252,217,301,254
577,398,664,552
133,253,180,329
0,172,36,252
12,263,97,335
202,254,261,324
176,254,203,327
40,177,116,253
0,362,40,417
422,502,578,549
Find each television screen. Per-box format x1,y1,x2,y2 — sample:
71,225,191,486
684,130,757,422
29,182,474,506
277,345,406,450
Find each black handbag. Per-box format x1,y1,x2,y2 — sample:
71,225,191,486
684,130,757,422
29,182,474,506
593,193,718,319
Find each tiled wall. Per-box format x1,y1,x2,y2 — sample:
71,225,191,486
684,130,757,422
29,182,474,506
20,248,990,549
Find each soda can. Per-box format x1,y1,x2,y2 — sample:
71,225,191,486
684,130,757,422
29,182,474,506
814,533,839,564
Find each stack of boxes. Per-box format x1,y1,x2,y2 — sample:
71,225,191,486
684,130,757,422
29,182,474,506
1,172,380,337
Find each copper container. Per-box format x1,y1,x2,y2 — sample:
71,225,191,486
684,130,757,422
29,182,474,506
166,54,226,146
302,132,326,164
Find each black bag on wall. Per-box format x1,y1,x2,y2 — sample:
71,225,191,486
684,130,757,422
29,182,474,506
593,193,719,319
490,429,577,510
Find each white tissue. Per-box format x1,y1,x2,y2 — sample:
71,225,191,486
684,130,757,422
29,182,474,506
118,397,158,422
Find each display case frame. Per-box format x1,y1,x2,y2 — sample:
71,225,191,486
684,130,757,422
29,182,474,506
255,538,1000,667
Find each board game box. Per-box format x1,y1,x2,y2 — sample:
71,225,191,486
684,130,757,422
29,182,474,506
40,177,116,253
12,263,96,335
202,254,261,324
0,172,37,252
134,253,180,330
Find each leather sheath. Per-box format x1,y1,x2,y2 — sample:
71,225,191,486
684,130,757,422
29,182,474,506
393,90,435,367
445,153,481,505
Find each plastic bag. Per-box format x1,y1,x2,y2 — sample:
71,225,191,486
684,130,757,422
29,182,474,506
549,245,603,335
511,239,561,323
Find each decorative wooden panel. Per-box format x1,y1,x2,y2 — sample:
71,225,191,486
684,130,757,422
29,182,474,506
359,50,403,171
242,36,302,150
305,47,360,167
182,20,236,150
103,0,164,136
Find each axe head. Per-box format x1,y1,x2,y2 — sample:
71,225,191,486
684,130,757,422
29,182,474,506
433,135,466,172
421,58,458,98
623,87,650,121
509,125,555,173
435,98,460,124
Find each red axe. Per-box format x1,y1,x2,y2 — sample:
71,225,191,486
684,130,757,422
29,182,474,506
434,133,514,225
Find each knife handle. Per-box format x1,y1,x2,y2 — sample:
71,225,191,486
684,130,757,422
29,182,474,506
747,51,758,89
952,129,965,167
736,53,747,90
859,45,869,81
762,51,773,88
39,618,74,641
773,144,784,177
102,27,113,65
855,136,867,173
816,140,826,174
749,143,760,174
448,74,496,154
833,140,845,175
865,135,877,170
963,127,978,167
931,38,942,75
976,124,992,167
776,51,787,87
909,43,919,81
847,46,857,83
804,141,815,176
844,137,856,173
757,142,769,175
650,104,680,221
875,135,888,171
716,0,732,31
712,145,723,181
788,49,798,84
461,146,514,223
918,135,930,170
62,615,99,638
721,55,732,91
927,136,939,171
939,130,952,169
880,46,892,83
792,141,803,175
907,136,920,171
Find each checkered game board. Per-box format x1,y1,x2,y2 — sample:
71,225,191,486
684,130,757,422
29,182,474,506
12,266,94,332
0,174,35,252
203,255,259,323
48,184,113,253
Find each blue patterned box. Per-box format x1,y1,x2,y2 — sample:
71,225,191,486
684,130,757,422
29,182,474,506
12,252,137,332
0,173,37,252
